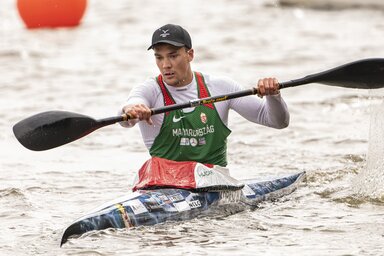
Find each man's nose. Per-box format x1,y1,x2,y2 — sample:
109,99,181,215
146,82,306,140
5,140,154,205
162,58,171,68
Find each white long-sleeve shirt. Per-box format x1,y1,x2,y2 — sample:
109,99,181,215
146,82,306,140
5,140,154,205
119,72,289,149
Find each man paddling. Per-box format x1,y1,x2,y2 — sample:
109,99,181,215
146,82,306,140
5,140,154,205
120,24,289,190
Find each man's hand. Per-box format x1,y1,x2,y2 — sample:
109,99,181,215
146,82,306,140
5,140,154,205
257,78,280,98
122,104,153,125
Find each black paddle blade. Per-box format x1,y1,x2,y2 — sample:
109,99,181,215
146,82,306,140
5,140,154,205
281,58,384,89
13,111,98,151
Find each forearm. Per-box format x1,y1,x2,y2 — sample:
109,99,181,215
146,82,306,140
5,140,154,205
263,94,289,129
230,93,289,129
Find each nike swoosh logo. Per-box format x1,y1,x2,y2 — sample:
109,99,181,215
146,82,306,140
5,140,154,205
172,116,185,123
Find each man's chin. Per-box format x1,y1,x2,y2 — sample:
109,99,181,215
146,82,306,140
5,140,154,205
163,78,178,87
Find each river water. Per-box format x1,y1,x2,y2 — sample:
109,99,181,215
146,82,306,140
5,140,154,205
1,0,384,255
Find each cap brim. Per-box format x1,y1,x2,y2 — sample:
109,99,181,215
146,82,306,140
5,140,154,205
147,40,185,50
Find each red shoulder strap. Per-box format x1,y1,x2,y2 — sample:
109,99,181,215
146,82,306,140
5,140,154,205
195,72,214,109
157,75,175,115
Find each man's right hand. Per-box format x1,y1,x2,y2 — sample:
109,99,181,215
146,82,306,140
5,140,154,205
122,104,153,125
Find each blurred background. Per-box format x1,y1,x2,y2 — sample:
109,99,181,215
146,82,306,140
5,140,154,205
1,0,384,255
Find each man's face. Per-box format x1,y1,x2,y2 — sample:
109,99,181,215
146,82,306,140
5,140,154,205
153,44,194,87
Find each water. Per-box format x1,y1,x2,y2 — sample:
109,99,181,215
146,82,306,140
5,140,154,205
1,0,384,255
353,91,384,200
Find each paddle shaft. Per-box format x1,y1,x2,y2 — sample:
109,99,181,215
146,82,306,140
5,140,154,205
100,90,258,122
99,88,257,124
118,80,295,122
150,88,256,115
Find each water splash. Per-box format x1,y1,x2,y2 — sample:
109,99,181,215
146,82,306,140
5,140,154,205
353,91,384,201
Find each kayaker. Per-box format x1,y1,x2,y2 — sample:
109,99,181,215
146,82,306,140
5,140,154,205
119,24,289,191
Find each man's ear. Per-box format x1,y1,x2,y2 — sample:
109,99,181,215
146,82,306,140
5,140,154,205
187,48,194,62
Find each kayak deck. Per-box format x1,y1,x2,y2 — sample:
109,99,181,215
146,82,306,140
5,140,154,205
60,171,305,246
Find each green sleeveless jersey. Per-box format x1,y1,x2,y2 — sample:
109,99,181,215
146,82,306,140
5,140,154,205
149,72,231,166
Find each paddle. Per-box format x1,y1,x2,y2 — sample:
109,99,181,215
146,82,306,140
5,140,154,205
13,58,384,151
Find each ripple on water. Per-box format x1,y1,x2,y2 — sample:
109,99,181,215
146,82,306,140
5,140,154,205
0,187,25,197
0,188,33,218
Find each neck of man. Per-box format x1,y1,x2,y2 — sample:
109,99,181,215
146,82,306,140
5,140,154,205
173,68,194,87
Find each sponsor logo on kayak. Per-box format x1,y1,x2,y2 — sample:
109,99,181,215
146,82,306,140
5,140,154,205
127,199,148,215
188,200,202,209
116,203,132,227
154,194,170,204
144,201,163,212
168,193,184,202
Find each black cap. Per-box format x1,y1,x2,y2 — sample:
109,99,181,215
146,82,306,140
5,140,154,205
147,24,192,50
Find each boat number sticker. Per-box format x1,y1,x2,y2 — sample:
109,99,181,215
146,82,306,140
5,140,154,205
127,199,148,215
188,200,201,209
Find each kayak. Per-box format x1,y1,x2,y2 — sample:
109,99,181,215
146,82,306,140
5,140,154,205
60,171,305,246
